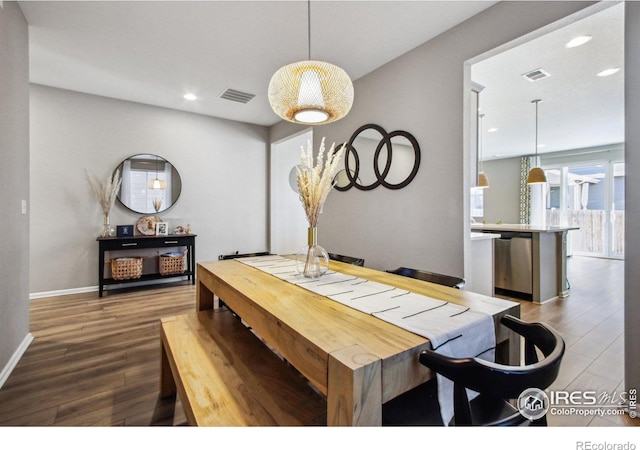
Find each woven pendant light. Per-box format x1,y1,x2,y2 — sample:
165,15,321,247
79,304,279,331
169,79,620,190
268,1,353,125
527,99,547,185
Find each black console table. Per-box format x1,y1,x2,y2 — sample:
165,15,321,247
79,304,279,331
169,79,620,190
97,234,196,297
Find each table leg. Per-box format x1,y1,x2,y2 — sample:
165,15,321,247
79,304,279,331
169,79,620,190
196,282,214,312
327,344,382,426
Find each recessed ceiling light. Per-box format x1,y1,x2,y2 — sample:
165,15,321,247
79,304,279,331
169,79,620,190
538,144,546,148
487,128,498,133
566,35,592,48
597,68,620,77
183,93,198,101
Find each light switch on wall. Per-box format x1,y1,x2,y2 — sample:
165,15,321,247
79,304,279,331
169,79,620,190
21,200,27,215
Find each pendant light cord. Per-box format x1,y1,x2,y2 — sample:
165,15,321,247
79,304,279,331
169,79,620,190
307,0,311,60
535,101,538,157
532,99,541,159
479,114,484,169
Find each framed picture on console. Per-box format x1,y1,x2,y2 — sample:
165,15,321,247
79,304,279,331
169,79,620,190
156,222,169,236
116,225,134,237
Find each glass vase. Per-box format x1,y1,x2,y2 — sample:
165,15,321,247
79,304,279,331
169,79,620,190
99,214,116,238
296,227,329,279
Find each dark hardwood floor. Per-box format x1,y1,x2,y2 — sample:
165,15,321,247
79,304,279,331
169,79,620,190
0,256,635,426
0,284,194,426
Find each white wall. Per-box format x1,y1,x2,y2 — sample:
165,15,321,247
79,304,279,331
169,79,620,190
0,1,31,384
29,85,269,294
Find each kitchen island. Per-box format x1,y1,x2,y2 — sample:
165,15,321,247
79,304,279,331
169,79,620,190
467,232,501,296
471,224,578,304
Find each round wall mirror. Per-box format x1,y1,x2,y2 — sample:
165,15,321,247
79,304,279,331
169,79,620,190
115,154,182,214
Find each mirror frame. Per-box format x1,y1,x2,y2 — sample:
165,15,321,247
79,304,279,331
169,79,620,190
114,154,182,214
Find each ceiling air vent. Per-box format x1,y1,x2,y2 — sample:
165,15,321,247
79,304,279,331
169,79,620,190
219,88,256,104
522,68,551,82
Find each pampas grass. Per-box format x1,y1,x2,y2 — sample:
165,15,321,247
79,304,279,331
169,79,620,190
296,138,346,227
86,168,122,216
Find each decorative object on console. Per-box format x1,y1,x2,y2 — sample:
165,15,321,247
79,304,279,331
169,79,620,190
268,0,353,125
116,225,134,237
156,222,169,236
334,124,421,191
295,138,345,278
527,99,547,185
86,168,122,237
136,215,162,236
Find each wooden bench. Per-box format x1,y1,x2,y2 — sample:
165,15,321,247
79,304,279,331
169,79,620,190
160,309,327,426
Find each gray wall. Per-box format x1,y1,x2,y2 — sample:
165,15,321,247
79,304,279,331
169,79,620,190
625,0,640,402
480,157,522,224
29,85,269,294
0,2,31,382
273,1,593,276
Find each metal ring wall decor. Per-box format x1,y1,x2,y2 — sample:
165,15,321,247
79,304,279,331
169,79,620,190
334,124,421,191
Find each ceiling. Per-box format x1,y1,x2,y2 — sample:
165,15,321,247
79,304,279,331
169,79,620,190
18,0,496,127
473,2,624,160
17,1,624,159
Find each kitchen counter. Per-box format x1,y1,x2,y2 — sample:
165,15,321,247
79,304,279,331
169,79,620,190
470,231,501,240
471,224,578,304
471,224,578,233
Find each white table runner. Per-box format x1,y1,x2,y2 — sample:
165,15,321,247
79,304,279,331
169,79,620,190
235,255,496,424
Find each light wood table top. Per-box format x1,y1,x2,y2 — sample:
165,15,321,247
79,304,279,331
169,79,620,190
196,258,520,426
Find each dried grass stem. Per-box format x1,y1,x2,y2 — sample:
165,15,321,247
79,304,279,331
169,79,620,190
296,138,345,228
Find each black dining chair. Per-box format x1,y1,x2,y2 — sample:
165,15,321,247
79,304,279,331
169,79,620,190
386,267,465,289
218,251,271,260
328,253,365,266
382,315,565,426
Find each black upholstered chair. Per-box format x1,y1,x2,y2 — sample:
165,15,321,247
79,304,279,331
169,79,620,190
328,253,365,266
386,267,465,289
382,315,565,426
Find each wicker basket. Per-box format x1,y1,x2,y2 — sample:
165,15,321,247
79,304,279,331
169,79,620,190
110,257,144,281
159,251,186,276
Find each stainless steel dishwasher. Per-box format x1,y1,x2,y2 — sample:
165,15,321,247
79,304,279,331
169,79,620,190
494,231,533,298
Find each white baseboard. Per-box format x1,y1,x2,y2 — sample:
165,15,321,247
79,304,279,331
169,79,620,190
29,276,191,300
0,333,33,390
30,286,98,300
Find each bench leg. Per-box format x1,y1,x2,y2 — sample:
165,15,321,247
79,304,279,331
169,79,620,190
160,332,177,398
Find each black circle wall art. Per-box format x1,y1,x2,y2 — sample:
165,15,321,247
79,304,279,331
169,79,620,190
334,124,421,191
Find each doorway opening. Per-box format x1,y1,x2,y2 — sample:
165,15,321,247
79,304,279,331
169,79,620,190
269,129,313,255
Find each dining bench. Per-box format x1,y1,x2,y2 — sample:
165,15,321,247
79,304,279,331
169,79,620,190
160,309,327,426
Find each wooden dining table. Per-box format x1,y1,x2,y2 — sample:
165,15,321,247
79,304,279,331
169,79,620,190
196,257,521,426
